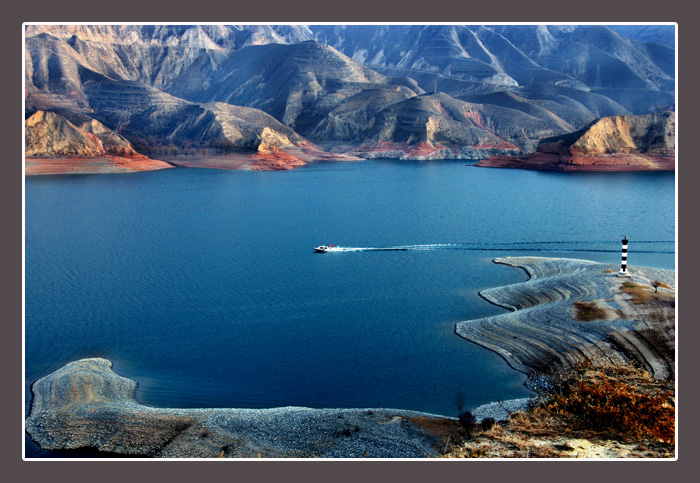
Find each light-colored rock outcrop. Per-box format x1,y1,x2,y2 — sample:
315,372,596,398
26,358,451,458
25,111,173,175
456,257,675,385
476,112,675,171
25,111,106,157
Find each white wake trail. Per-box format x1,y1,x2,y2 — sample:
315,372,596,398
326,244,460,252
318,240,674,254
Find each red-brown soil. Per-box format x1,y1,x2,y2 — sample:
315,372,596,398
476,152,675,171
160,146,362,171
476,112,675,171
25,155,174,175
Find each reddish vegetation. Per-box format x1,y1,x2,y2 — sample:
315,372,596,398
25,155,173,175
541,363,675,444
444,362,675,458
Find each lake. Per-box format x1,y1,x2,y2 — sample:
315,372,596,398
24,159,676,457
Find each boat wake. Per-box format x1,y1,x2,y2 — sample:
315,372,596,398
319,240,674,254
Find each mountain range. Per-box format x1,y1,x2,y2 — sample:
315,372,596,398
24,24,676,172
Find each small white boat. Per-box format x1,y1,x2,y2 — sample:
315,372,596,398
314,245,334,253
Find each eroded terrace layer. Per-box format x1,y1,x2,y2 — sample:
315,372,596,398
455,257,675,386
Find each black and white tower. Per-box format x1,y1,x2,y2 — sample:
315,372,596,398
618,235,630,276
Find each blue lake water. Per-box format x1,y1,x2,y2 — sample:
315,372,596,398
24,160,676,457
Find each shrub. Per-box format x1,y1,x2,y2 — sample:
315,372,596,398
458,410,477,437
542,364,675,443
481,417,496,431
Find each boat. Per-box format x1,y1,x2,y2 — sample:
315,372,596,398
314,245,334,252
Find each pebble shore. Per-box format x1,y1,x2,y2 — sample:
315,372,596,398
26,358,452,458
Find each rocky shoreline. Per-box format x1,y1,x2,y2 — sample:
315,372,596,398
25,149,363,175
475,112,675,172
456,257,675,385
474,152,674,171
25,155,174,175
25,358,456,458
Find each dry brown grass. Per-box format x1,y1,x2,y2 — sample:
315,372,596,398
619,281,675,326
541,362,675,443
442,362,675,458
406,416,467,455
622,282,654,303
656,281,673,290
621,282,674,305
573,301,610,321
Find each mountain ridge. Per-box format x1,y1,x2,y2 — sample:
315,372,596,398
24,24,675,172
24,110,174,174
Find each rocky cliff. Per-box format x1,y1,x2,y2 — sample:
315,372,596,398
26,110,107,157
25,110,173,174
343,92,523,159
475,112,675,171
312,25,674,110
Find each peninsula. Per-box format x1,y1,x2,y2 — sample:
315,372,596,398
475,112,675,171
25,358,452,458
457,257,674,384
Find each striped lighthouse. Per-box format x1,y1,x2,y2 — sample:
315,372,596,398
618,235,630,276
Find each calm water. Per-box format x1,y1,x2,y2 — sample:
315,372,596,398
24,160,675,457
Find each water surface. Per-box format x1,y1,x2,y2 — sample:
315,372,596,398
24,160,675,456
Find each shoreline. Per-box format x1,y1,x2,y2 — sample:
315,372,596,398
24,356,530,459
456,257,675,384
25,256,675,458
24,148,364,175
24,155,174,175
474,153,675,171
26,150,679,176
25,358,455,458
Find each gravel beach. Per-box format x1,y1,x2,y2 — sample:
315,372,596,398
25,358,453,458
